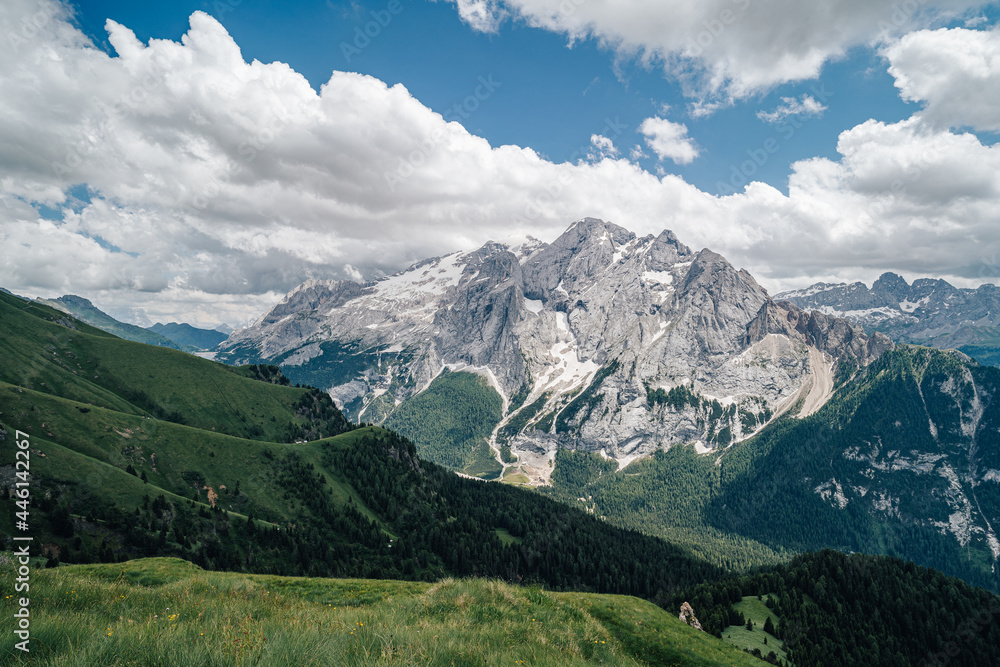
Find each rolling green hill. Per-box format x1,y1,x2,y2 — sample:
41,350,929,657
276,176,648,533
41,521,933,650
0,557,763,666
0,290,349,442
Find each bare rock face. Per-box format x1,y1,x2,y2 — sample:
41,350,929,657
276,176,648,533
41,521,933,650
745,298,895,365
219,218,893,481
679,602,703,631
522,217,635,305
434,246,527,392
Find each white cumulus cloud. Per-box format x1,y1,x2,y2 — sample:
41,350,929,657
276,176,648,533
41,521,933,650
3,1,1000,326
885,26,1000,131
589,134,618,159
757,95,828,124
638,117,699,164
444,0,990,100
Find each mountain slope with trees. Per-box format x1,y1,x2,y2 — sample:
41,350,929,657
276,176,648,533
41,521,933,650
0,290,718,600
683,549,1000,666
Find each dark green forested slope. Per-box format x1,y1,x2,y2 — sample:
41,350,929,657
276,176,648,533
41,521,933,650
708,346,1000,593
541,446,795,572
546,344,1000,592
682,549,1000,667
384,369,504,478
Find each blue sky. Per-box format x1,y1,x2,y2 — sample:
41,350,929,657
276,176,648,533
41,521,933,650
3,0,1000,325
70,0,921,194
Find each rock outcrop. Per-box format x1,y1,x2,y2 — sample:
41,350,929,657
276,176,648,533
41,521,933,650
744,298,894,364
678,602,703,631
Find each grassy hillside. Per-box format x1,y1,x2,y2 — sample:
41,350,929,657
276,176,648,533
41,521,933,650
0,293,722,600
384,370,503,479
720,596,786,664
0,557,761,666
0,290,349,442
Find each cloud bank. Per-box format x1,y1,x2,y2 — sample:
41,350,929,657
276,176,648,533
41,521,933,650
2,1,1000,326
446,0,989,100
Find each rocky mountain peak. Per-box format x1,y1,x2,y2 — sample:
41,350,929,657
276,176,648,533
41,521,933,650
522,217,635,302
259,279,365,326
219,218,898,482
564,217,634,245
647,229,693,269
871,271,909,300
673,250,770,355
57,294,97,309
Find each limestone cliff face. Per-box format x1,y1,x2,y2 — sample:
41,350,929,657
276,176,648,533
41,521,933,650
219,218,892,480
433,245,527,393
745,298,893,364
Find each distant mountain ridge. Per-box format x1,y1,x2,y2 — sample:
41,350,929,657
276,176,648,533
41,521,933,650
777,273,1000,364
33,294,230,353
35,294,183,350
219,218,891,483
149,321,228,350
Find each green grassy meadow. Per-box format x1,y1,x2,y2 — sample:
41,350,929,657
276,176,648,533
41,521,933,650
721,596,786,664
0,558,761,666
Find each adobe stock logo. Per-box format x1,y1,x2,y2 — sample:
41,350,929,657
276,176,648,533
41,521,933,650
340,0,404,64
6,1,60,52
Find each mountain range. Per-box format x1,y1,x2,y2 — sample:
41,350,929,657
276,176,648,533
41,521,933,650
777,273,1000,365
212,218,1000,592
0,247,1000,665
218,218,892,484
4,285,1000,665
